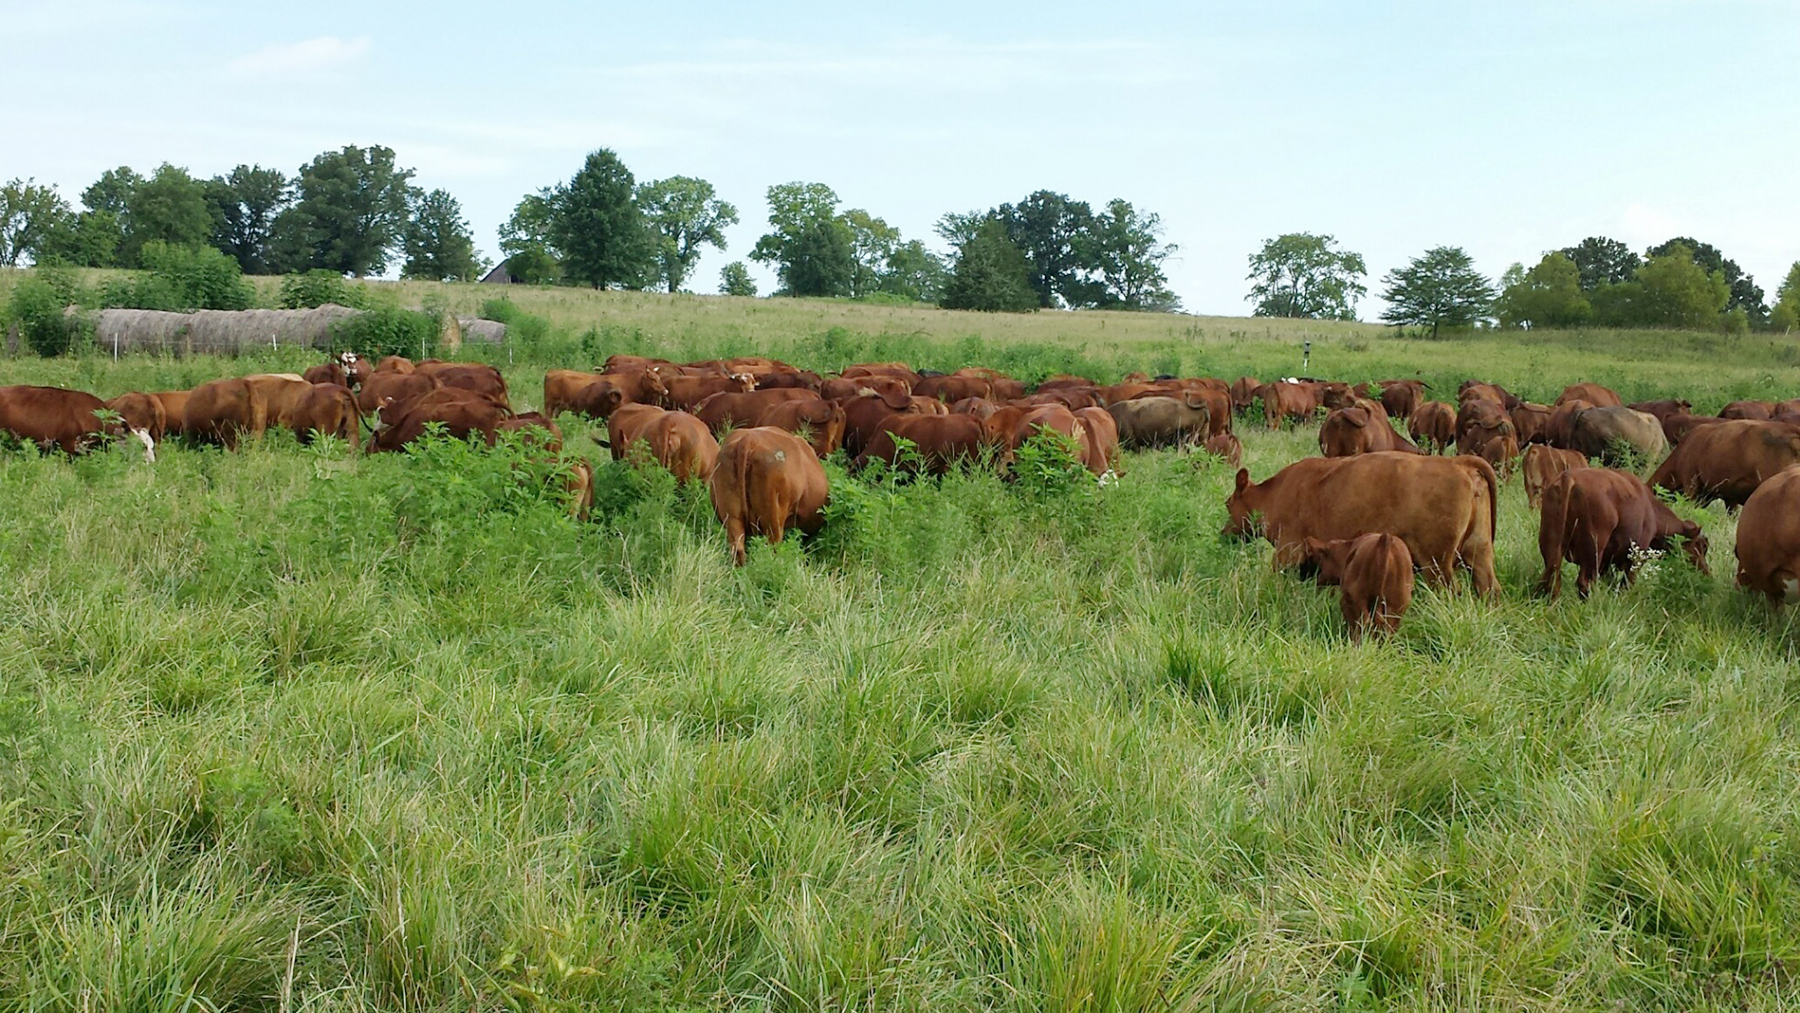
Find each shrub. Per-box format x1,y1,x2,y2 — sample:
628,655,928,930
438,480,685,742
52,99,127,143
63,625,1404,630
8,266,90,357
99,242,255,312
279,269,366,310
329,306,437,359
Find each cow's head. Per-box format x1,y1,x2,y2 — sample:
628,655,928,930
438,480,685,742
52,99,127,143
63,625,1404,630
1221,468,1264,541
1300,536,1352,586
1679,521,1710,575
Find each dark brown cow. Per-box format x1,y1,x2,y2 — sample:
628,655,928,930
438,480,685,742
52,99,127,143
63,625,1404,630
1109,395,1210,448
1229,376,1261,415
303,361,348,387
1319,404,1421,457
1522,445,1587,509
754,370,822,391
1536,468,1707,599
415,362,508,403
1627,399,1692,422
692,388,815,432
1457,399,1519,478
0,385,138,456
279,383,362,450
710,427,830,566
368,388,511,453
1222,452,1498,595
1408,401,1456,454
358,371,441,416
839,388,926,457
1202,432,1243,467
1545,399,1594,450
841,363,921,388
758,398,847,459
1354,380,1426,420
1735,465,1800,605
855,414,1000,475
1567,406,1667,467
1719,400,1778,421
1301,533,1415,639
664,372,755,412
641,410,720,484
1510,402,1553,446
544,370,625,418
106,392,167,445
1556,383,1622,408
1649,419,1800,509
1257,381,1320,429
1661,412,1726,445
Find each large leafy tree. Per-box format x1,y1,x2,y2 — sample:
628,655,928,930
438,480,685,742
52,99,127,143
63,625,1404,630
0,178,71,267
1646,237,1764,324
635,176,737,293
941,216,1037,313
1635,242,1729,329
550,148,652,289
1245,232,1366,320
1557,237,1640,292
1772,262,1800,332
750,182,854,297
1379,246,1495,338
842,209,901,298
880,240,947,303
204,165,289,275
119,163,211,268
995,191,1096,308
273,145,416,276
1084,199,1179,311
1496,252,1590,329
498,189,561,284
402,189,481,281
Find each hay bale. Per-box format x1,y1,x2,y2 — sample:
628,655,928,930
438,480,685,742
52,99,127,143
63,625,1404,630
439,313,463,353
457,317,508,344
92,304,362,356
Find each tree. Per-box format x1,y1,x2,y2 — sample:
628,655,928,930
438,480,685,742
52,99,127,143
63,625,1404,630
1646,237,1764,324
1772,262,1800,333
273,144,416,276
781,219,857,297
0,178,70,267
402,189,480,281
1379,246,1495,338
205,165,289,274
879,240,946,303
118,163,211,268
635,176,737,293
933,210,985,249
1082,199,1180,311
1245,232,1367,320
994,191,1097,308
1495,252,1590,329
719,261,757,297
941,217,1037,313
550,149,652,289
498,189,561,284
841,208,900,298
1558,237,1640,292
1635,243,1729,329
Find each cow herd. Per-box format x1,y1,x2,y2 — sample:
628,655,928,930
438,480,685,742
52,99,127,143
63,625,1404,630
5,355,1800,634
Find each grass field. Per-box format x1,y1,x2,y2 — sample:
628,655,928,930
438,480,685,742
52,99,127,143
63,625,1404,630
2,279,1799,1010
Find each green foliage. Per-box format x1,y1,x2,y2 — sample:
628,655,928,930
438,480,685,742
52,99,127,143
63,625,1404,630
479,296,552,350
750,182,856,297
278,268,367,310
1380,246,1496,338
402,188,482,282
940,217,1037,313
115,163,212,269
0,177,71,267
1647,236,1765,324
1772,262,1800,332
498,189,562,285
1631,243,1730,330
272,144,416,276
1246,232,1368,320
878,239,946,303
995,190,1096,308
719,261,758,297
1496,252,1590,329
203,164,289,275
1558,236,1640,292
636,175,738,292
6,265,89,356
99,242,255,312
1084,198,1180,311
551,149,653,289
328,305,437,359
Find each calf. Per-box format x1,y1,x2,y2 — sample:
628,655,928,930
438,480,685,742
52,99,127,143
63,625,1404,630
1536,468,1708,599
1301,533,1415,639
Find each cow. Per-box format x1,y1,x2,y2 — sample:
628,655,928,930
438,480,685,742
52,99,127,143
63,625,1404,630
0,385,146,458
367,388,511,453
855,414,1001,475
914,375,993,403
1567,406,1667,468
374,355,415,374
1719,400,1778,421
1202,432,1243,467
641,410,721,484
1545,399,1594,450
692,388,816,433
1222,452,1498,595
998,404,1086,453
1649,419,1800,509
1319,403,1421,457
605,404,668,461
592,369,670,409
1408,401,1456,454
1735,465,1800,606
1074,406,1120,476
149,391,193,441
245,374,316,432
1627,399,1692,422
182,378,264,449
1510,402,1553,446
544,370,626,419
358,371,441,416
1301,533,1415,639
839,388,926,457
415,362,508,403
1257,381,1320,429
1459,381,1520,410
105,392,167,445
1661,412,1726,446
758,398,847,459
754,369,822,391
821,375,911,403
1556,383,1622,408
1536,468,1708,599
1108,394,1210,449
1229,376,1261,415
663,371,755,412
302,361,348,387
710,427,830,566
1522,445,1588,509
279,383,362,450
1456,399,1519,479
1353,379,1426,421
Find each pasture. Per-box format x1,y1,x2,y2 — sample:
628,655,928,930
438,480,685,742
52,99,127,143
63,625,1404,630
1,285,1799,1011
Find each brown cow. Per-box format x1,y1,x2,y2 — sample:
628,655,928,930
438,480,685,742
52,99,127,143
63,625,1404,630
693,388,815,432
1719,400,1777,421
1354,380,1426,421
1567,406,1667,467
0,385,142,457
416,362,507,403
1649,419,1800,509
592,369,670,409
821,375,911,403
1661,412,1725,445
605,404,668,461
374,355,415,374
1109,394,1210,448
641,410,720,484
1301,533,1415,639
279,383,362,450
855,414,1000,475
1735,465,1800,605
1409,401,1456,454
839,388,924,457
1257,381,1320,429
1074,406,1120,476
710,427,830,566
1457,399,1519,478
1546,399,1594,449
1222,452,1498,595
303,361,348,387
245,374,315,430
358,371,441,416
1319,404,1421,457
665,372,755,411
368,389,511,453
1002,404,1086,452
149,391,193,440
1510,402,1553,446
1627,399,1692,422
183,378,264,449
1229,376,1261,415
544,370,626,418
1556,383,1622,408
1202,432,1243,467
914,375,992,403
1522,445,1587,509
754,369,822,391
1536,468,1707,599
106,392,167,445
758,398,847,459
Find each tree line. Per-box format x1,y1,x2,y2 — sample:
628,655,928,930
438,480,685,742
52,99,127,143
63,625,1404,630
1247,232,1800,335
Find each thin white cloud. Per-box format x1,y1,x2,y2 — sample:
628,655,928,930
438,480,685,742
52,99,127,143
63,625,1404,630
226,36,371,79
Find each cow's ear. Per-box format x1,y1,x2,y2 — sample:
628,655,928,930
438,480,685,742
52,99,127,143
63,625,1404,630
1235,468,1250,492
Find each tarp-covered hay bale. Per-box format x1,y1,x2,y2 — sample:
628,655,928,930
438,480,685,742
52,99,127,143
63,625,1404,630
94,304,363,356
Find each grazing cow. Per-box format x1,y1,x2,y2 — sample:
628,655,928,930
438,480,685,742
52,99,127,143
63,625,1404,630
642,410,721,484
1459,381,1521,410
605,404,668,460
1556,383,1622,408
0,385,144,457
855,414,1000,475
149,391,193,440
183,378,264,449
1257,381,1321,429
949,396,1002,418
1536,468,1707,599
710,427,830,566
1567,406,1667,467
1037,375,1098,392
692,388,815,432
278,383,361,449
1735,465,1800,606
999,404,1086,453
1408,401,1456,454
1354,380,1426,421
1649,419,1800,509
1456,399,1519,478
1229,376,1261,415
758,398,847,459
839,388,925,457
1627,399,1692,422
1319,404,1421,457
497,412,563,452
1202,432,1243,467
1301,533,1415,639
1222,452,1498,595
754,369,822,391
1522,445,1588,509
368,388,511,453
544,370,626,419
1661,412,1725,445
1108,394,1211,448
664,372,755,412
1546,399,1594,450
914,375,993,403
245,374,316,431
358,371,441,416
1719,400,1777,421
374,355,415,374
1510,402,1553,446
105,392,167,445
951,368,1026,400
821,375,911,403
303,361,348,387
416,362,508,403
1073,406,1120,476
590,369,670,409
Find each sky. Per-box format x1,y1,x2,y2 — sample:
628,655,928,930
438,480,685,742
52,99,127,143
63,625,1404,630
8,0,1800,316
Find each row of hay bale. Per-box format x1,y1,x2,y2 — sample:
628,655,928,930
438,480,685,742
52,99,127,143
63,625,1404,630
72,305,509,357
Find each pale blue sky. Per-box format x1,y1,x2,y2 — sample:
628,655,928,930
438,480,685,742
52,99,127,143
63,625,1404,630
9,0,1799,315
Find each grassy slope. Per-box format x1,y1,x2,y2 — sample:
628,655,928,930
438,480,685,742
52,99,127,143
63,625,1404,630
1,280,1799,1010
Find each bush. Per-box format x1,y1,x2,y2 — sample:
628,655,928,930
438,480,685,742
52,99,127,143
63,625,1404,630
100,242,255,312
480,296,552,349
329,306,437,359
279,269,367,310
8,266,90,357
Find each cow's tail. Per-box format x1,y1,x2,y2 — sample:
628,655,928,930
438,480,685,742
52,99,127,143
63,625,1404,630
1472,456,1498,545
